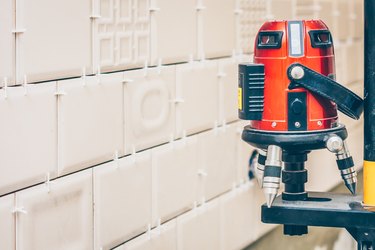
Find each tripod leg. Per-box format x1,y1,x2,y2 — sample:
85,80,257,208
326,136,357,194
255,149,267,187
262,145,282,208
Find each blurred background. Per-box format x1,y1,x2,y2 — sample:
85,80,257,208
0,0,364,249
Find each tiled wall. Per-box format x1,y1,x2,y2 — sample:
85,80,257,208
0,0,364,249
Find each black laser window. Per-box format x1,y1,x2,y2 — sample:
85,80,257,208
257,31,283,49
309,30,333,48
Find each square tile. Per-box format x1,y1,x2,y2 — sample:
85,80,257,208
237,0,268,54
201,0,236,58
94,0,150,72
352,0,364,39
197,125,237,202
0,82,57,195
235,120,256,185
0,0,15,86
318,0,335,32
307,149,341,192
0,194,15,250
218,58,238,125
335,0,350,41
57,74,123,175
122,220,177,250
175,61,219,138
16,170,93,250
271,0,294,20
177,199,220,250
94,151,152,249
17,0,92,83
250,181,276,238
295,0,317,19
152,136,199,224
220,184,256,250
150,0,197,65
124,66,175,153
218,56,250,125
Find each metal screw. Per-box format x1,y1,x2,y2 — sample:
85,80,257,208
317,121,323,126
271,122,277,128
295,122,301,128
290,66,305,80
326,136,344,153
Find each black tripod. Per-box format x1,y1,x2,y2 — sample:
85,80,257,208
242,122,375,249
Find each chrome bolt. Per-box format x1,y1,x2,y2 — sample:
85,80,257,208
290,66,305,80
326,136,344,153
295,122,301,128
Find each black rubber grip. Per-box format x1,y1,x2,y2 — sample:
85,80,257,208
282,169,308,184
258,154,266,165
287,63,364,120
264,165,281,177
336,157,354,170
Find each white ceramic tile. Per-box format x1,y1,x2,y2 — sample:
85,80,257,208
351,0,364,39
175,61,219,138
94,151,151,249
113,245,124,250
340,41,363,86
236,121,256,185
345,41,363,84
250,182,276,238
94,151,152,250
200,0,236,58
271,0,294,20
177,199,220,250
220,183,256,250
217,55,251,125
345,120,364,169
17,0,92,83
113,245,125,250
152,136,199,224
0,83,57,195
344,42,357,85
307,149,342,192
150,0,197,65
122,220,177,250
318,0,335,34
57,74,123,176
295,0,318,19
16,169,93,250
197,125,237,202
335,43,348,85
237,0,267,54
0,0,15,86
218,58,239,125
124,66,175,153
94,0,150,72
335,0,350,41
0,194,15,250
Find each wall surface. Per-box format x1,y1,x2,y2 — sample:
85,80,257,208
0,0,364,249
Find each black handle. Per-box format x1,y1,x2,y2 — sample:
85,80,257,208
287,63,364,120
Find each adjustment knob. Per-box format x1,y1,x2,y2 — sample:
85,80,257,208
291,98,304,114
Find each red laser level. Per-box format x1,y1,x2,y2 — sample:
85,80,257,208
239,20,364,210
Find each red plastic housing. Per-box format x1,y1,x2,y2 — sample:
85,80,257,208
250,20,338,131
